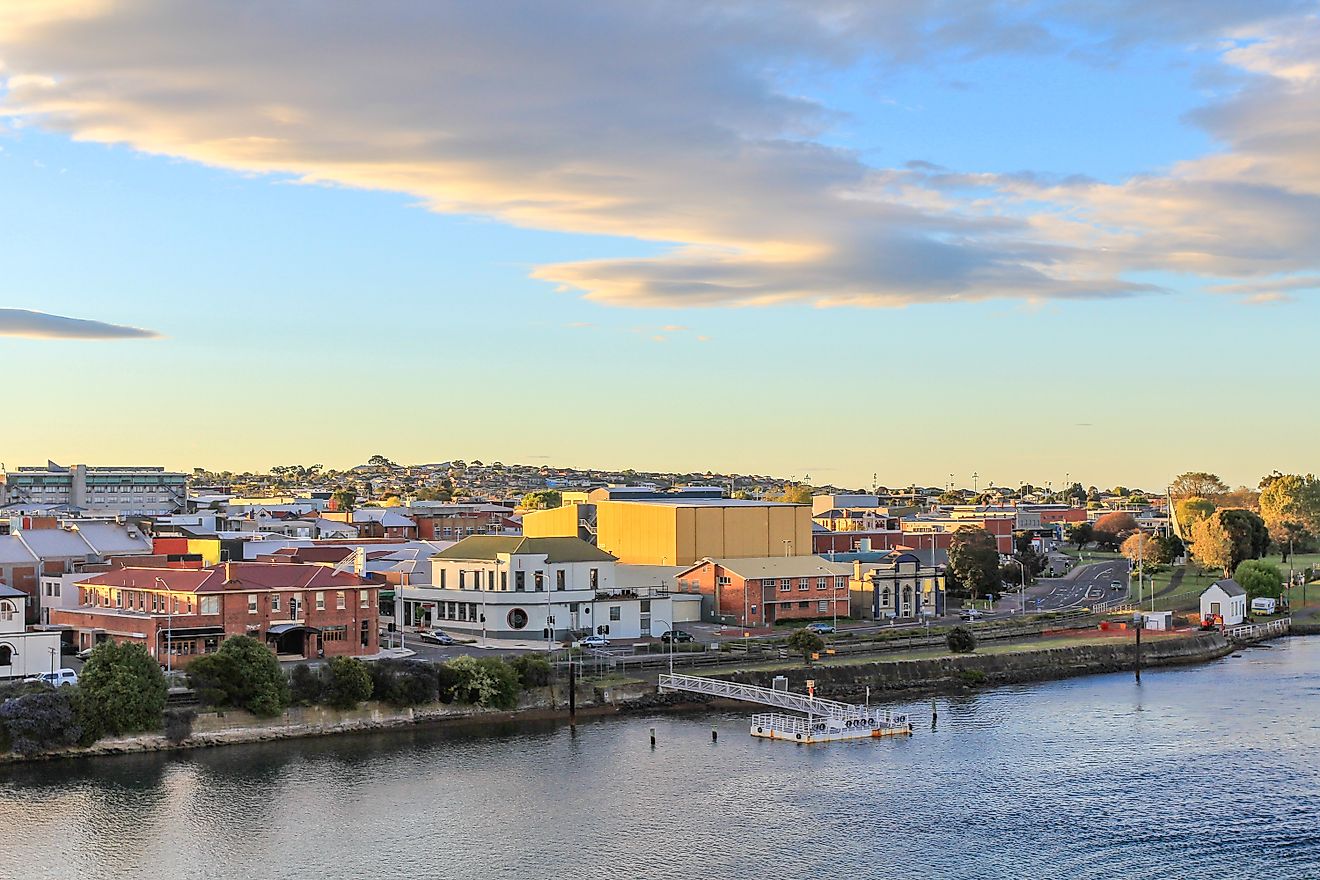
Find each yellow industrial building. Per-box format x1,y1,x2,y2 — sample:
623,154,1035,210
523,499,813,566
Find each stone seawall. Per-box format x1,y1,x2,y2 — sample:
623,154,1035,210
696,632,1235,702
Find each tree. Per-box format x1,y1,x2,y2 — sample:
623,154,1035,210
1259,474,1320,555
1153,534,1185,565
773,484,813,504
162,707,196,744
1190,515,1235,577
520,490,562,510
288,663,323,706
367,454,399,470
0,688,82,756
1092,511,1138,551
75,641,167,741
1175,497,1217,530
509,655,552,690
321,657,374,710
947,528,1001,600
445,656,520,709
786,628,825,663
938,490,963,505
186,635,289,717
1234,560,1284,601
1171,472,1229,499
1121,531,1161,567
1066,521,1094,550
330,487,356,512
946,626,976,654
1219,508,1270,563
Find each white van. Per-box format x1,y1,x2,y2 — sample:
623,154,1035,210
1250,597,1277,616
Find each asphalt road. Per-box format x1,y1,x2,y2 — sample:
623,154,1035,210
1015,558,1130,612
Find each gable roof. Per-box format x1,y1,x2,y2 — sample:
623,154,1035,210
80,563,369,593
433,535,616,564
1207,578,1247,598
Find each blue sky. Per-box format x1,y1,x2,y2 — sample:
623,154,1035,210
2,2,1318,490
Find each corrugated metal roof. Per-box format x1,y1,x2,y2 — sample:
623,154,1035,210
691,556,852,579
434,536,616,563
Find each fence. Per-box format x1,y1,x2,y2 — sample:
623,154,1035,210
1223,617,1291,642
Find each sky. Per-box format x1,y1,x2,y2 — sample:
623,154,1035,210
1,1,1318,491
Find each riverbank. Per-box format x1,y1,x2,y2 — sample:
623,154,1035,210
0,629,1252,764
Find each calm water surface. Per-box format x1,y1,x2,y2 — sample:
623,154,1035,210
3,638,1319,880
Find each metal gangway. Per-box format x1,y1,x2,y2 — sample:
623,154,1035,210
658,672,906,727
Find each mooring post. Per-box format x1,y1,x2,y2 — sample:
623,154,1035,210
1134,612,1143,683
931,698,937,725
712,728,718,743
650,727,656,748
568,659,576,720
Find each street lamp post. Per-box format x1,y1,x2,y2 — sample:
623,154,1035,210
155,577,173,674
655,618,675,675
1007,558,1028,614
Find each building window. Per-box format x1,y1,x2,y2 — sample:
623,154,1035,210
716,576,731,586
556,570,566,591
515,571,526,591
798,579,809,592
609,606,621,621
271,594,281,612
798,601,809,609
590,568,599,589
201,596,220,615
0,602,14,622
882,587,891,606
816,578,827,590
780,579,792,592
336,591,346,610
322,625,348,642
459,570,467,590
248,595,258,614
836,577,847,589
315,592,325,611
818,600,829,613
534,571,544,592
360,590,370,608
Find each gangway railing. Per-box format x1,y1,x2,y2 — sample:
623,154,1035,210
658,672,902,724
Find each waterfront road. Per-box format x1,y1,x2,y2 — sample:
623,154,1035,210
1010,558,1130,613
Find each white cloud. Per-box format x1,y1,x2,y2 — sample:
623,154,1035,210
0,2,1317,310
0,307,160,339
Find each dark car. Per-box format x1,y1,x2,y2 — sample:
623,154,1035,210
418,629,456,646
805,622,835,634
661,630,695,643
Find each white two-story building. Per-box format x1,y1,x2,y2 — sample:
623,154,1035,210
0,584,63,679
400,536,698,643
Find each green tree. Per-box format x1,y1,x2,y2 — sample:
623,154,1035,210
947,528,1001,600
1219,508,1270,565
1176,497,1217,530
520,490,562,510
75,641,168,741
1258,474,1320,556
321,657,374,709
1171,472,1229,499
330,487,356,512
1153,534,1185,565
946,626,977,654
288,663,323,706
786,628,825,663
1066,521,1094,549
1234,559,1285,601
938,490,963,505
509,655,552,690
186,635,289,717
772,485,813,504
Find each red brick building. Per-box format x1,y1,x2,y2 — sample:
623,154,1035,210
675,556,851,627
50,562,378,666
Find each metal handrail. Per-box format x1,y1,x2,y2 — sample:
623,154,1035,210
660,672,867,720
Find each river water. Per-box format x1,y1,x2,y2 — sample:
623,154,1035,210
2,638,1319,880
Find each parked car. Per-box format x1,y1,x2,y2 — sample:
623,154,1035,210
25,669,79,688
1110,581,1123,591
418,629,456,646
661,630,695,643
959,609,984,621
581,634,611,648
805,622,835,634
75,646,96,662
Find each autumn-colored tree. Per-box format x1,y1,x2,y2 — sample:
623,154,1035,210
1170,472,1229,499
1191,509,1269,577
1121,531,1161,567
1190,515,1234,576
773,485,813,505
1094,511,1139,536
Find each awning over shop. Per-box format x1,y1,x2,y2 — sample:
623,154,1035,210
266,623,321,636
160,626,226,638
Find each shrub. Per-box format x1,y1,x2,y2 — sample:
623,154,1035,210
946,626,977,654
186,635,288,717
786,629,825,663
958,669,987,686
369,659,438,707
1235,560,1284,601
509,655,552,690
76,641,167,742
0,688,82,756
289,663,323,706
162,707,196,743
321,657,373,710
435,662,461,704
445,655,520,709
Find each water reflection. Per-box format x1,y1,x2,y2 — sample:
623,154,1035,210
2,639,1319,879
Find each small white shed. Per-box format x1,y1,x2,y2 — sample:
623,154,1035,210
1200,579,1247,626
1142,610,1173,631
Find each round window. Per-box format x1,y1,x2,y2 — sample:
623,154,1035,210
507,608,529,630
